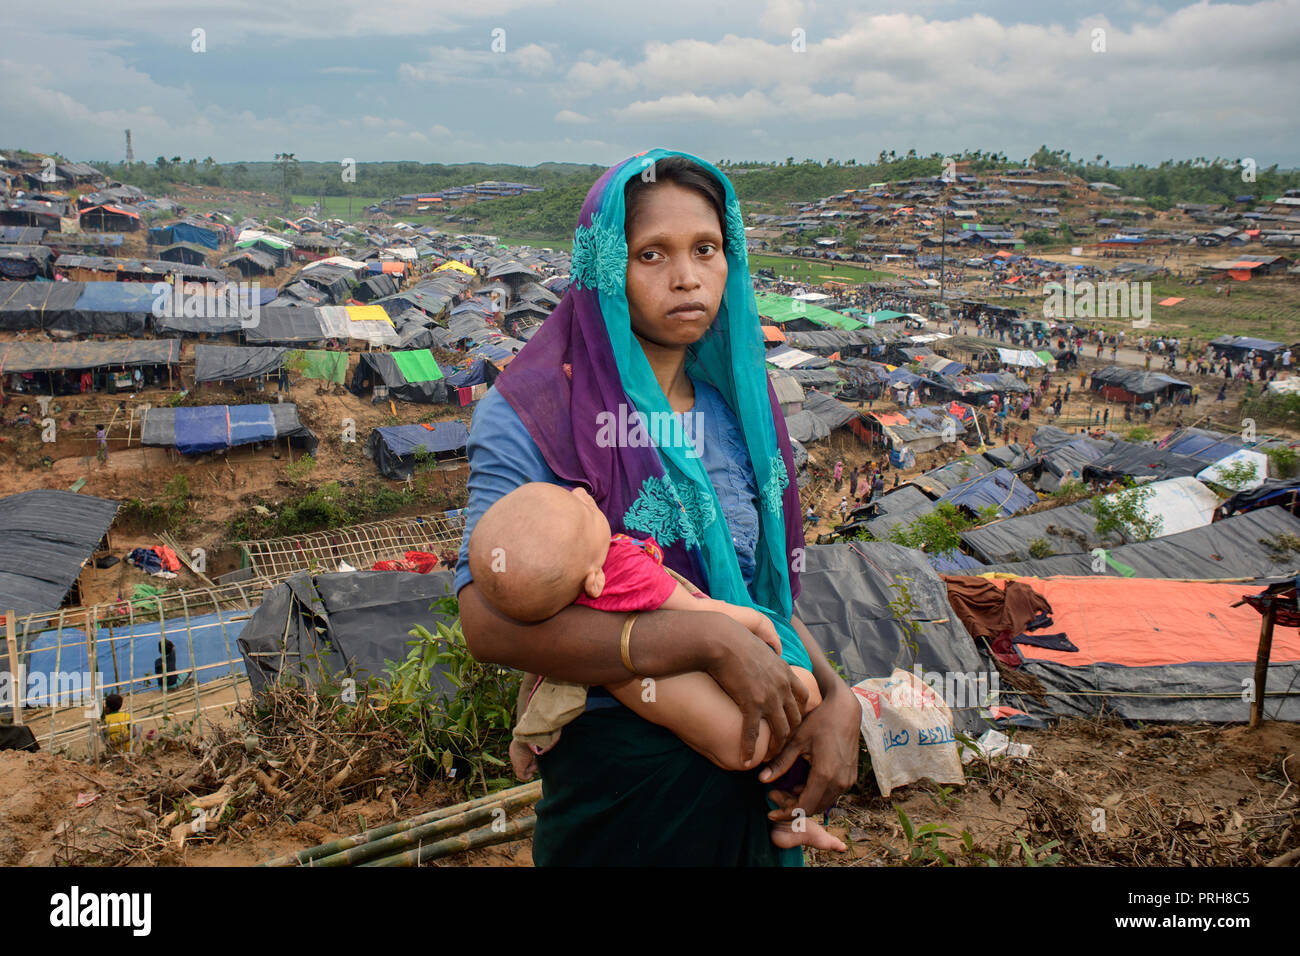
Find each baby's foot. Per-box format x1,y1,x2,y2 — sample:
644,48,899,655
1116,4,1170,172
771,818,847,852
508,739,537,781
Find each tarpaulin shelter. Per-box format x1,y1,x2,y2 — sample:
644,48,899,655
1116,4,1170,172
156,243,211,266
0,490,119,617
350,350,447,404
21,608,249,705
194,345,286,383
793,543,989,732
978,576,1300,722
0,281,84,332
1157,426,1245,465
996,347,1046,368
960,476,1218,563
1197,448,1270,491
1082,442,1206,483
937,468,1038,518
979,506,1300,581
149,220,223,250
909,455,997,498
142,404,317,455
1217,479,1300,520
0,245,53,279
0,339,179,374
1209,335,1285,365
861,486,935,538
1089,365,1190,403
221,249,277,276
366,422,469,479
237,570,459,695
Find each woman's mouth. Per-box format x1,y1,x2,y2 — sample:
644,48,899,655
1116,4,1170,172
667,303,707,321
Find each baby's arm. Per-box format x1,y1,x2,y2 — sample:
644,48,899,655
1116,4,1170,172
657,583,780,654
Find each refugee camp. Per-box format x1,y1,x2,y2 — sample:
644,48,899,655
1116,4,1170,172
1,0,1298,900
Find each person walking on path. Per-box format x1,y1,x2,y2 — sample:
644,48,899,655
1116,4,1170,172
833,459,843,491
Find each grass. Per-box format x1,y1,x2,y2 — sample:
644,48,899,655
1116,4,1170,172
748,253,894,284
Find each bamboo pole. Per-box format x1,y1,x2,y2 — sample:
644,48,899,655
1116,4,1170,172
1250,601,1277,730
5,611,20,726
361,814,536,867
308,785,542,868
259,780,541,867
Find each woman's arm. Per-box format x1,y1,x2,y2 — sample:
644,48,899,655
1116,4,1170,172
759,614,861,816
460,581,809,763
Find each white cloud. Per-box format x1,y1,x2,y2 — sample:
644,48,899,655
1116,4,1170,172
554,109,592,124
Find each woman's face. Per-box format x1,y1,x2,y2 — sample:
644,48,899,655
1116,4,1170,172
624,182,727,350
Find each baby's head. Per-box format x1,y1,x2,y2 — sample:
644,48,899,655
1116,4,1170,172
468,482,612,622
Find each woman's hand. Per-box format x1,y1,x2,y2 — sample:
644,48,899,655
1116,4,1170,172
703,616,809,765
760,680,861,818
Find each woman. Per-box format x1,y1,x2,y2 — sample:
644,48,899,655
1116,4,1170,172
456,150,860,866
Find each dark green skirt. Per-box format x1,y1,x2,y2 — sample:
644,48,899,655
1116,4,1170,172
532,703,802,867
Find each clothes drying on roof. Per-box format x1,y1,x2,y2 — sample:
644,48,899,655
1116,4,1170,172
988,576,1300,722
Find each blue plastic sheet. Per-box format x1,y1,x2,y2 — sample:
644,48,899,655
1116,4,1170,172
227,404,276,447
19,609,250,706
173,405,229,455
376,422,470,456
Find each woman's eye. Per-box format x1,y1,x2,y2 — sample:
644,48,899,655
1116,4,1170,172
697,244,716,255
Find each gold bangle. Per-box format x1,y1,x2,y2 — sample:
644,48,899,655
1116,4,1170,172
620,612,640,674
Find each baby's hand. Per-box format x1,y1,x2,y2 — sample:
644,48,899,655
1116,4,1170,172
720,605,782,656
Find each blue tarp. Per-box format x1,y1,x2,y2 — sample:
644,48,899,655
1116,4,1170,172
149,221,222,249
21,609,250,706
926,549,986,573
938,468,1038,518
228,404,276,446
74,281,161,313
443,361,487,388
1158,429,1244,464
375,422,470,456
173,405,230,455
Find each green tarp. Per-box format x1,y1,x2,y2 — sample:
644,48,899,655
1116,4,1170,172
286,349,347,384
391,349,444,383
753,292,864,330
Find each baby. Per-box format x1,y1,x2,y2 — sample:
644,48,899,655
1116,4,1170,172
468,481,845,853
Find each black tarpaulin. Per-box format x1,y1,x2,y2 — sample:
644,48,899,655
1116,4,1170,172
237,570,460,695
0,490,119,617
979,506,1300,581
793,543,989,732
194,345,287,383
0,281,85,331
348,352,447,404
0,339,179,373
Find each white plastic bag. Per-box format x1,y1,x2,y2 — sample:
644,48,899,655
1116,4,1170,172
853,668,965,797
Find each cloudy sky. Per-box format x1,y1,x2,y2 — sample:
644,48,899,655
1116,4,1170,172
1,0,1296,169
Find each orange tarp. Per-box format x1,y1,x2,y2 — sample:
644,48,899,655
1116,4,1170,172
761,325,786,342
1227,270,1253,282
989,577,1300,668
1157,297,1184,306
869,411,908,426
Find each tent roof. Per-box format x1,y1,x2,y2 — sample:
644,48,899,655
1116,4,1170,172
0,490,120,617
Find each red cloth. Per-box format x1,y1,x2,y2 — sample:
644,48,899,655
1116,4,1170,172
372,550,440,573
152,545,181,572
574,534,677,612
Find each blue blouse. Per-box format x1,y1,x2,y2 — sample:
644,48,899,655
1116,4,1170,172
454,377,762,597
